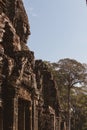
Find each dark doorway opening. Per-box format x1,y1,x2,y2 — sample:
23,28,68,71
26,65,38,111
3,98,13,130
18,98,31,130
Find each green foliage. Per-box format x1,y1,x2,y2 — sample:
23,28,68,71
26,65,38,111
52,58,87,130
43,59,87,130
52,58,87,87
71,90,87,130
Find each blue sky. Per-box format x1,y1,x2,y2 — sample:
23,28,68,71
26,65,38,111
23,0,87,63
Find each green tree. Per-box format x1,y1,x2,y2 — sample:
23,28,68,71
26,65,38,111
52,58,87,130
71,87,87,130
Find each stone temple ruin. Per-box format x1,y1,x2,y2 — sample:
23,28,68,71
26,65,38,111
0,0,61,130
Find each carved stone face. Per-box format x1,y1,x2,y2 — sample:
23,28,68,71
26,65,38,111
0,44,4,54
0,28,5,42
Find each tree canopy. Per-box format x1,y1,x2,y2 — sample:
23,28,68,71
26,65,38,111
51,58,87,130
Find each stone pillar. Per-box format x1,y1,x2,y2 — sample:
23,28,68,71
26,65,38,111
0,67,3,130
0,82,3,130
13,95,18,130
25,101,32,130
32,99,38,130
0,107,3,130
50,114,55,130
55,117,61,130
29,101,32,130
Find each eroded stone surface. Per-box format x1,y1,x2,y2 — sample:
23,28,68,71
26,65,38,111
0,0,30,43
35,60,60,130
0,1,61,130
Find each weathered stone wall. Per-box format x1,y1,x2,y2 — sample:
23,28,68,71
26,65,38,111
0,0,30,43
0,1,36,130
35,60,60,130
0,0,35,99
0,1,60,130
